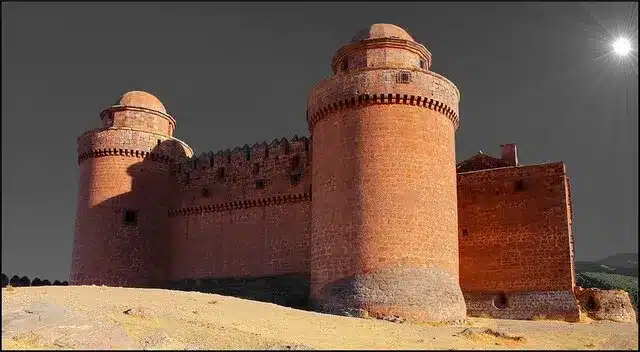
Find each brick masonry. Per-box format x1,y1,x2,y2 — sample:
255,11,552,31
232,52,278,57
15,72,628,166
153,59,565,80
72,24,584,323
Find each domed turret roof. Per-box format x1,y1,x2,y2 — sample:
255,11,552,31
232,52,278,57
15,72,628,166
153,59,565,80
350,23,415,43
117,91,167,114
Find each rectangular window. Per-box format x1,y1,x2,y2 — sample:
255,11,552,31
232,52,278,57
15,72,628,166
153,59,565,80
124,210,137,226
396,71,411,84
255,179,265,189
252,163,260,175
217,167,225,181
419,59,426,69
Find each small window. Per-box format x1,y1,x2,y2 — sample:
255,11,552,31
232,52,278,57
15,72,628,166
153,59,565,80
515,180,526,191
123,210,137,226
290,155,300,170
396,71,411,84
201,188,210,198
252,163,260,175
157,139,161,146
217,167,225,181
255,179,265,189
290,173,301,185
462,229,469,237
419,59,426,69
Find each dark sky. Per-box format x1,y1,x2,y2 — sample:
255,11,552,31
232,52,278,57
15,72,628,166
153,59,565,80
2,2,638,281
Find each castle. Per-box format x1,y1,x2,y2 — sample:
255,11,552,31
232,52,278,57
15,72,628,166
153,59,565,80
71,24,581,323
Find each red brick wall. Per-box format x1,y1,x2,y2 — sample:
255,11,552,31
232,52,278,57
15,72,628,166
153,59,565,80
167,202,311,280
457,162,574,293
167,137,312,280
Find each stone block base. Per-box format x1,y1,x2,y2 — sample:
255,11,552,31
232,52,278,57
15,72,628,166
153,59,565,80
463,290,580,322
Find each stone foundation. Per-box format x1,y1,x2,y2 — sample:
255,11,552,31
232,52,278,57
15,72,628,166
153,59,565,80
463,290,580,321
312,267,467,323
168,273,310,309
574,286,637,323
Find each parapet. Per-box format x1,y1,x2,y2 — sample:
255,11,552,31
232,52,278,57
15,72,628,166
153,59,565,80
174,135,312,189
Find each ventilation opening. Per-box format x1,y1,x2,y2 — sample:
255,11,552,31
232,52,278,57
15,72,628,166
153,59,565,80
123,210,138,226
157,139,161,146
462,229,469,237
290,173,301,186
515,180,526,191
396,71,412,84
341,57,348,71
585,296,597,312
201,188,210,198
255,179,265,189
493,293,508,310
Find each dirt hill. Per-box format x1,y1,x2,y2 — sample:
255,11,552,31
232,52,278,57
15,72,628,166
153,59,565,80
2,285,638,350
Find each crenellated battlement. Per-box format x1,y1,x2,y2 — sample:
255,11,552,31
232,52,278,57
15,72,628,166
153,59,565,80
175,135,311,183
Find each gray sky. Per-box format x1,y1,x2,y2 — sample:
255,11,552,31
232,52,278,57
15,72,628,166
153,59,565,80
2,2,638,281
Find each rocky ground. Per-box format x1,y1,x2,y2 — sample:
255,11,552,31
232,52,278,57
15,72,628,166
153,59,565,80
2,285,638,350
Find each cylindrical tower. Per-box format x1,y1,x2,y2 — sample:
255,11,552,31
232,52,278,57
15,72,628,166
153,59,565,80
307,24,465,323
71,91,193,287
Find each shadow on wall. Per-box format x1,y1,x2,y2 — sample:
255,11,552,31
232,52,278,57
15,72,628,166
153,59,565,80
2,273,69,287
165,273,312,310
71,139,189,288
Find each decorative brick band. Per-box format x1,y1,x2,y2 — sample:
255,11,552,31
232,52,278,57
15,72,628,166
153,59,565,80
168,192,312,217
77,148,175,165
307,93,459,131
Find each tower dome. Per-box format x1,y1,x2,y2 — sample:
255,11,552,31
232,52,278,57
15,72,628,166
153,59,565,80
350,23,415,43
117,91,167,114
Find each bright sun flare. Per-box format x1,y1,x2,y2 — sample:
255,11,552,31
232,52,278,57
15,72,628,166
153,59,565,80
612,37,632,56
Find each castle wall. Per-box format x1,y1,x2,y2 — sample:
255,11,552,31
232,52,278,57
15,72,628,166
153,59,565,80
167,137,313,289
457,162,579,320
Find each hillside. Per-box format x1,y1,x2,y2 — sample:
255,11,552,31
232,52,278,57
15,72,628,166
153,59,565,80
575,253,639,277
2,286,638,350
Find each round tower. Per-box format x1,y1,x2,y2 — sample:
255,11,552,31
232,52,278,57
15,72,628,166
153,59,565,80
307,24,466,323
71,91,193,287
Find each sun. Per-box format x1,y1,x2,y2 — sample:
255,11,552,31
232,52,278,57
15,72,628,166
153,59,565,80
612,37,632,56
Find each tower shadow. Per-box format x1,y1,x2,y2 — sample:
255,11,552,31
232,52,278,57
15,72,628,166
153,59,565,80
71,139,188,288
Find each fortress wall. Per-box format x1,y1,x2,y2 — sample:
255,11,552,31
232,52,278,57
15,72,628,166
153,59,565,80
165,136,313,305
168,201,311,280
172,136,311,207
166,197,311,307
457,162,579,320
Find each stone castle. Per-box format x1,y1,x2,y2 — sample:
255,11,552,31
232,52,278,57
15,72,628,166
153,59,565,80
71,23,590,323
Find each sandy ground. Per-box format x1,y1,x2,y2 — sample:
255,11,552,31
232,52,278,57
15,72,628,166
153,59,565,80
1,285,637,350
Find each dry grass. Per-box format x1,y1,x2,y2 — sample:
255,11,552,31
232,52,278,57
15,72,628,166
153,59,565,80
2,286,638,350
